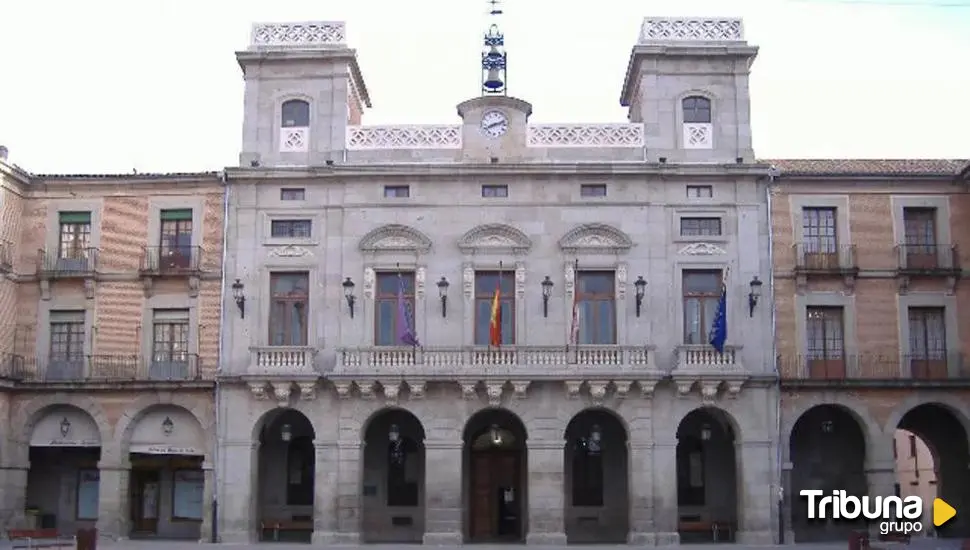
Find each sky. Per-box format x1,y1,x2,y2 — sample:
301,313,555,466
1,0,968,174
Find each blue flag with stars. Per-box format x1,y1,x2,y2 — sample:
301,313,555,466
708,284,727,353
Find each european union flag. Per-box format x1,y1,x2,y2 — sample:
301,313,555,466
708,285,727,353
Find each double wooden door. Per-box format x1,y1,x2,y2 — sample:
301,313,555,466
469,451,521,541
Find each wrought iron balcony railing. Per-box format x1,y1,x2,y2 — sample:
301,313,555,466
778,353,969,381
895,244,960,274
140,245,203,275
0,240,12,272
10,354,205,382
37,247,99,277
793,243,858,274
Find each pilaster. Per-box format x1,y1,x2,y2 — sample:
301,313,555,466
217,441,257,543
627,442,656,544
311,442,338,543
735,440,775,544
652,439,679,545
96,458,131,539
525,441,567,545
334,440,362,543
199,463,214,543
865,459,897,540
422,439,463,545
0,462,28,530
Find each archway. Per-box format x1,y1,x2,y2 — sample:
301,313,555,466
25,405,102,535
255,408,315,543
462,408,528,543
892,403,969,537
675,407,738,543
360,407,426,543
123,405,206,540
789,404,867,542
563,408,629,543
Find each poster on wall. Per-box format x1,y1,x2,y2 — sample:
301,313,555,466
173,470,205,520
76,469,100,520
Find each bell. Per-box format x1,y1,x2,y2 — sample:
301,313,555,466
484,68,504,92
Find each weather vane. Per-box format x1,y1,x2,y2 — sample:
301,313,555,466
481,0,507,95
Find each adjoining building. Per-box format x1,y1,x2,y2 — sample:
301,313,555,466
0,153,225,540
216,17,778,545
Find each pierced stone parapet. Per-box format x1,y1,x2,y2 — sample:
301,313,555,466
346,125,462,149
639,17,744,43
527,124,645,148
250,22,346,48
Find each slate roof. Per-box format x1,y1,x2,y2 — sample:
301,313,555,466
760,159,967,177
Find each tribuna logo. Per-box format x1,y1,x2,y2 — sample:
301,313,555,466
801,490,925,535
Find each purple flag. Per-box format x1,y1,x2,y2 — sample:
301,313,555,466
397,274,420,346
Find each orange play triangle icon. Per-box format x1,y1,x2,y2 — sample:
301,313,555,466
933,498,956,527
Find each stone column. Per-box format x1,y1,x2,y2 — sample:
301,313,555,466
525,441,567,545
781,461,795,544
334,440,362,543
866,459,897,539
312,442,338,544
627,441,655,544
0,462,28,530
736,440,775,544
218,440,256,543
96,458,130,539
422,438,463,545
199,462,214,543
652,439,679,545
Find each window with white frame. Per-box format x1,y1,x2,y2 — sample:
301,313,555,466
682,96,713,149
279,99,310,153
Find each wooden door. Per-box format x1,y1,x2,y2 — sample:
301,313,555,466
470,454,494,540
130,470,160,534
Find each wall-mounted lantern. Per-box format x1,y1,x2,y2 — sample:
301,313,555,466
821,420,834,434
342,277,356,318
232,279,246,319
389,423,400,442
588,424,603,454
748,276,763,317
280,423,292,442
490,424,503,445
700,423,712,441
60,417,71,437
541,276,554,318
437,277,450,318
161,416,174,436
634,276,647,317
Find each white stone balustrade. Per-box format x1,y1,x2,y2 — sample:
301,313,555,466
639,17,744,43
674,344,743,372
250,22,346,48
344,123,647,150
526,124,645,148
249,346,317,373
346,125,462,149
337,345,657,375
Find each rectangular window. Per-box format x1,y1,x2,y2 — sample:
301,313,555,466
686,185,713,198
680,217,722,237
806,306,845,379
571,445,604,506
580,184,607,197
152,309,189,363
682,270,722,345
576,271,616,345
908,307,947,379
280,188,306,201
802,207,837,254
474,271,515,345
58,211,92,260
384,185,410,198
481,184,508,198
49,310,85,380
903,207,937,246
387,440,420,507
270,219,312,238
171,469,205,520
375,272,416,346
269,272,309,346
159,209,193,269
909,435,917,458
76,469,100,520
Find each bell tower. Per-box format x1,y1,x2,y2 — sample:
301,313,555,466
458,0,532,161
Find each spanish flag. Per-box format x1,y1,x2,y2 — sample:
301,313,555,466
489,276,502,347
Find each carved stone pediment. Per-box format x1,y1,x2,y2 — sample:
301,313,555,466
678,242,726,255
359,224,432,253
559,223,633,253
458,224,532,255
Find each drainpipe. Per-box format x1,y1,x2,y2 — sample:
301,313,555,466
212,169,231,543
766,168,784,543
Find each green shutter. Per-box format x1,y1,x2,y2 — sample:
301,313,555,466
58,211,91,224
160,208,193,221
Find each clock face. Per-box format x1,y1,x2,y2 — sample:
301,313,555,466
480,110,509,138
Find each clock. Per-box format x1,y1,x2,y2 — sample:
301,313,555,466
480,110,509,138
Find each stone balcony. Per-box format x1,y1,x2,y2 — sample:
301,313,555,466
248,346,318,374
671,345,748,401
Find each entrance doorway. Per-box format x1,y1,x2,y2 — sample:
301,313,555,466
463,409,527,543
130,469,161,535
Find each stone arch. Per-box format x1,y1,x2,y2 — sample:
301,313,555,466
113,392,212,458
361,406,427,441
558,223,633,254
17,394,111,448
883,394,970,437
251,406,316,442
676,406,739,440
562,406,628,441
782,395,881,461
359,224,433,253
457,224,532,255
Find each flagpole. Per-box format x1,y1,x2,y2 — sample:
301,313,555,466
496,261,503,349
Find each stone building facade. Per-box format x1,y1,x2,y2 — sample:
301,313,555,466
0,157,225,540
768,159,970,541
216,18,778,545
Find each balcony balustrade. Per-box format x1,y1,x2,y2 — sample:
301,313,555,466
778,353,969,385
895,244,960,275
37,247,99,278
249,346,318,374
336,345,658,376
140,245,204,275
673,345,744,373
6,354,204,383
792,243,858,274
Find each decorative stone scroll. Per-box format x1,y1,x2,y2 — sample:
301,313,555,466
514,262,526,300
358,224,432,254
270,245,309,258
558,223,633,254
678,242,726,256
415,267,426,299
564,262,576,299
462,264,475,299
616,263,628,300
457,224,532,255
362,268,376,299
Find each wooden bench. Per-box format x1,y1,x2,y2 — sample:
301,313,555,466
678,520,734,542
6,529,76,549
260,519,314,542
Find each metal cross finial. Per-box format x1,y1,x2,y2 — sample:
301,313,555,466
489,0,502,15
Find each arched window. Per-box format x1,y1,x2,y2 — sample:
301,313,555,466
682,96,712,124
281,99,310,128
